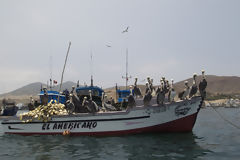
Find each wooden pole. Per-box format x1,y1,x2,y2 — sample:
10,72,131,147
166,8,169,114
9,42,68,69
58,41,71,103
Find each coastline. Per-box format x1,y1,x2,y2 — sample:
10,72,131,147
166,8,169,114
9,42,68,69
204,98,240,108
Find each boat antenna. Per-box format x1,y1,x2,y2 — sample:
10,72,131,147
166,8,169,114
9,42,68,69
122,49,131,89
49,55,53,91
90,51,93,87
58,41,71,103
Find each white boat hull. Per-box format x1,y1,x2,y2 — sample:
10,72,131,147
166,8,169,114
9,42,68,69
1,97,203,136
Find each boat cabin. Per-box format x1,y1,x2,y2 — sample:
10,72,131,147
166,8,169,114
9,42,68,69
38,90,66,104
116,89,134,103
76,86,104,106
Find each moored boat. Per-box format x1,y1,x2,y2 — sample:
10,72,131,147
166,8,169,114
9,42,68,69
1,99,18,116
1,95,203,135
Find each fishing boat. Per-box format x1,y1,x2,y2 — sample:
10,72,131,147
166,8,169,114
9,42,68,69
1,93,203,135
0,43,206,136
1,99,18,116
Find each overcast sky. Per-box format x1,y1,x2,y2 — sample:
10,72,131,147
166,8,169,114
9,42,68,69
0,0,240,94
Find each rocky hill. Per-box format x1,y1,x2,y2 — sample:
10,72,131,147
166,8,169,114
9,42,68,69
174,75,240,95
0,81,77,104
105,75,240,98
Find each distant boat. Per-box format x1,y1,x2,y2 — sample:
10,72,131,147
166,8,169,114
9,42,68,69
1,99,18,116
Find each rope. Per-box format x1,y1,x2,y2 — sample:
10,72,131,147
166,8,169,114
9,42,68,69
210,106,240,130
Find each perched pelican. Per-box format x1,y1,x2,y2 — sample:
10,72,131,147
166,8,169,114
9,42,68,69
87,90,99,113
143,82,152,106
66,93,75,114
41,87,48,105
147,76,154,93
145,82,151,94
63,89,70,101
161,77,169,94
128,86,136,108
122,26,129,33
178,81,190,100
189,73,198,98
157,81,165,105
150,78,156,96
133,77,142,98
101,93,116,111
199,70,207,99
82,96,90,112
70,86,75,94
168,79,176,102
71,91,84,113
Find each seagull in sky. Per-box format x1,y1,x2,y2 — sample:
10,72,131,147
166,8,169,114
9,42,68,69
122,26,129,33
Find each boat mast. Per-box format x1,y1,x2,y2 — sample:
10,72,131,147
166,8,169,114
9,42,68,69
90,51,93,87
58,41,71,103
49,55,53,91
122,49,131,89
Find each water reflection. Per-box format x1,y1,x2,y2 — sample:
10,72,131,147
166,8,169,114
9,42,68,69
0,131,210,160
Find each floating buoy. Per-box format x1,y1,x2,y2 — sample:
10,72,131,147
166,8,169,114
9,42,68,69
63,130,70,136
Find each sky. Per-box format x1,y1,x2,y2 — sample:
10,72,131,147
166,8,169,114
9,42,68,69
0,0,240,94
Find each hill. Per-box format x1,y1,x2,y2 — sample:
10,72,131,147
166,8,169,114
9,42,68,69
174,75,240,95
105,75,240,99
1,75,240,104
0,81,77,104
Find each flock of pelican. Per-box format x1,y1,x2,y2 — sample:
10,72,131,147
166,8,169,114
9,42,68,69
127,70,207,107
20,70,207,122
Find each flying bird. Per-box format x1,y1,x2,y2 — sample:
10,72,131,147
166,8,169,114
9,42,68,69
122,26,129,33
106,45,111,47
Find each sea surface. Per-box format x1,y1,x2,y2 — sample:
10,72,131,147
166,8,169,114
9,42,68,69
0,107,240,160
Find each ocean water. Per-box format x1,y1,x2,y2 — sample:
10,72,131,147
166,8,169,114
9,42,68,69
0,107,240,160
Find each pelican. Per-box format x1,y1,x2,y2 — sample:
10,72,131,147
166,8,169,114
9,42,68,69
143,82,152,106
147,76,154,93
189,73,198,98
82,96,90,112
41,87,48,105
66,93,75,114
161,77,169,94
71,86,75,94
127,86,136,108
133,77,142,98
102,94,116,111
145,82,151,94
199,70,207,99
168,79,176,102
122,26,129,33
150,78,156,96
86,90,99,113
157,81,165,105
178,81,190,100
